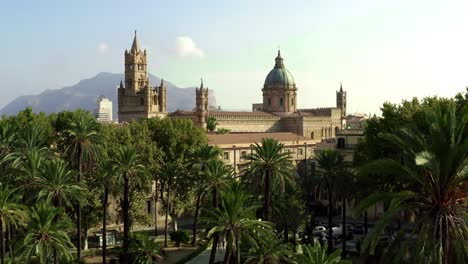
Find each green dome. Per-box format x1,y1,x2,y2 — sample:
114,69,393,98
264,51,295,88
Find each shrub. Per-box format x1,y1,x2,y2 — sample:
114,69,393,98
170,230,190,247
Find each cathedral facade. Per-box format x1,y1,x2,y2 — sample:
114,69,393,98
118,33,347,143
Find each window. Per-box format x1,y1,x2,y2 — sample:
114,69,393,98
146,201,151,214
291,98,294,105
129,64,134,70
311,132,314,139
280,98,284,106
224,152,230,160
298,148,303,155
241,151,247,158
268,98,271,106
337,138,345,149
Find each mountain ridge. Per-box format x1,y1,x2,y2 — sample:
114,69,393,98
0,72,217,118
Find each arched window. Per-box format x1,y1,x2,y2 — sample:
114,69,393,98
280,98,284,106
311,131,314,139
268,98,272,106
335,126,339,135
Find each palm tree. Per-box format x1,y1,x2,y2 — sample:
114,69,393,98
0,185,28,264
204,182,273,264
243,138,295,222
21,202,74,264
65,111,99,259
204,159,233,264
292,243,350,264
92,159,119,264
11,148,48,202
114,145,146,263
315,149,345,251
16,122,47,152
36,158,83,208
334,168,355,258
191,144,221,246
354,101,467,263
0,121,16,158
244,239,292,264
128,233,163,264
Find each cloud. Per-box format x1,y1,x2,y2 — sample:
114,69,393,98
97,42,109,53
175,36,204,57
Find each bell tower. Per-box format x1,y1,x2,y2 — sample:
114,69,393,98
124,31,148,94
117,31,167,123
336,82,347,125
195,79,209,129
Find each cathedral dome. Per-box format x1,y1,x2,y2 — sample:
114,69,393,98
264,51,295,88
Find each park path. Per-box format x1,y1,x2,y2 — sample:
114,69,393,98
186,247,224,264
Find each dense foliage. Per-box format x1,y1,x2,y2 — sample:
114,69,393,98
0,88,465,264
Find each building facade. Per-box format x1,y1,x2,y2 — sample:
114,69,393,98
118,33,347,144
95,96,113,122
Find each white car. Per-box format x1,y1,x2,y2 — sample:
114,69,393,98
312,226,327,235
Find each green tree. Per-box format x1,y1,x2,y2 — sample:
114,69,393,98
205,159,233,264
315,149,345,251
21,202,74,264
204,182,274,264
243,138,296,222
273,189,305,244
334,168,355,257
244,239,292,264
65,110,99,259
114,145,147,262
190,144,222,246
354,101,467,264
206,117,218,133
0,185,28,264
128,233,163,264
292,243,350,264
36,158,83,208
92,159,119,264
169,230,190,247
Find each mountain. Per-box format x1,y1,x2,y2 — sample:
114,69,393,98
0,72,217,118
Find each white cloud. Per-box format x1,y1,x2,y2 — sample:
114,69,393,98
97,42,109,53
175,36,204,57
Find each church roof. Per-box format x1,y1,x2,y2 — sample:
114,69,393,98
131,30,140,53
264,50,295,88
208,111,277,118
207,132,312,146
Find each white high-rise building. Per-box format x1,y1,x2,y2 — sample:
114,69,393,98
95,96,113,122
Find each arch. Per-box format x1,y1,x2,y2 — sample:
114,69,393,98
335,126,339,135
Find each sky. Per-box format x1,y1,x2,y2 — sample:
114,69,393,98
0,0,467,115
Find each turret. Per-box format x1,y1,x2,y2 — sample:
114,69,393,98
336,82,347,127
158,79,167,112
195,78,209,129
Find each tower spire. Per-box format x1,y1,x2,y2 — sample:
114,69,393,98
200,78,204,89
340,82,343,92
131,30,140,53
119,80,124,89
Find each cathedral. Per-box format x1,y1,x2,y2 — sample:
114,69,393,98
118,33,347,143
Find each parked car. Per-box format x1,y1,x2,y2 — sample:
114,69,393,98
312,226,327,235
